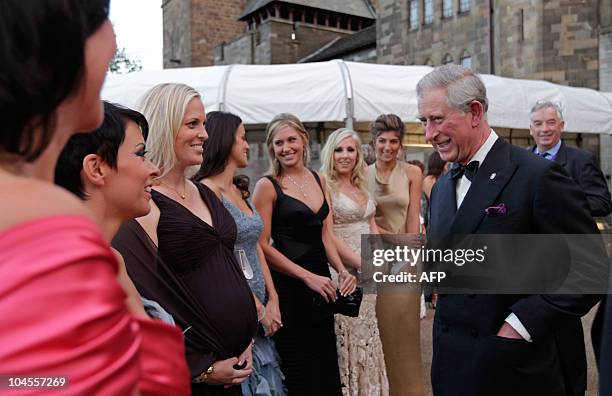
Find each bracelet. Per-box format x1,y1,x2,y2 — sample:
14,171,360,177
339,269,348,276
193,364,214,383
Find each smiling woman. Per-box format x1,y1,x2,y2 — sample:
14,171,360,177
113,83,259,396
320,128,389,395
54,101,191,395
193,111,286,396
367,113,424,396
252,113,357,395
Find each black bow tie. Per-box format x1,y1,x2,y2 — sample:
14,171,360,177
450,161,480,182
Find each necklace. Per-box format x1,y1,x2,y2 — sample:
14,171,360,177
341,182,362,203
286,170,310,198
161,179,187,200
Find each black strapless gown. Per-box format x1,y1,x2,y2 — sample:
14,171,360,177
265,172,342,396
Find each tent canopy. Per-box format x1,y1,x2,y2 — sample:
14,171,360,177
102,61,612,134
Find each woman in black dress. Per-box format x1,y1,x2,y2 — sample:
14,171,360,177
113,83,257,396
253,113,357,395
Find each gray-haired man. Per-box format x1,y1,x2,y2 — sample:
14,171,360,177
419,64,603,396
528,101,612,217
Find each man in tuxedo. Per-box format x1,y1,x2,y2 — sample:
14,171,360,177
418,65,604,396
528,101,612,218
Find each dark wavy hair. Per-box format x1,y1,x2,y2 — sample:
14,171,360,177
191,111,251,199
370,113,405,142
0,0,110,162
426,151,447,177
55,101,149,200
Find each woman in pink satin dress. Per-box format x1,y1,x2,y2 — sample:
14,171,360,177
0,1,185,395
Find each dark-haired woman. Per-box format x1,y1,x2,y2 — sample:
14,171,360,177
0,1,147,394
423,151,448,204
194,111,286,396
421,152,448,307
55,101,190,395
367,114,424,396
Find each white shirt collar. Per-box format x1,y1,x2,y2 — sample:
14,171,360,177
468,129,498,168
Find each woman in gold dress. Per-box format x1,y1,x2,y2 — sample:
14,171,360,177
367,114,424,396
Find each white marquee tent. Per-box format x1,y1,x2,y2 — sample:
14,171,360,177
102,60,612,134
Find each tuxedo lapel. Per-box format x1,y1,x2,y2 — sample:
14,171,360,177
450,138,518,234
430,172,457,235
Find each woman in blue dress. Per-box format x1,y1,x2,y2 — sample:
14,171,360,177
193,111,286,396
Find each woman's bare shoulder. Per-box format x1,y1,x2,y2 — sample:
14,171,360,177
0,177,92,232
253,176,276,196
404,162,423,179
135,200,160,246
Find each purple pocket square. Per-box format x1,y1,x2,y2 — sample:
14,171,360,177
485,203,507,216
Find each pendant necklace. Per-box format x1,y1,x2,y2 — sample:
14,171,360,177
286,170,310,198
161,180,187,200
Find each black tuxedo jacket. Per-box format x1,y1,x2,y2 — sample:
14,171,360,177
529,141,612,217
429,137,602,396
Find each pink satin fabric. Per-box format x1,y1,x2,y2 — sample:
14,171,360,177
0,216,189,395
137,318,190,396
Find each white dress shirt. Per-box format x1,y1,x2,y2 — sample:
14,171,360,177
454,130,532,342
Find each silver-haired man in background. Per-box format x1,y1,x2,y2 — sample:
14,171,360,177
528,101,612,217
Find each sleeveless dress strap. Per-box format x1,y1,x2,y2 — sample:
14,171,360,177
264,175,283,197
310,170,325,194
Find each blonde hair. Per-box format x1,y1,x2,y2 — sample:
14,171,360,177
265,113,310,176
138,83,201,178
320,128,369,200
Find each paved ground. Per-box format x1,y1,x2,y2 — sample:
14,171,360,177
419,304,600,396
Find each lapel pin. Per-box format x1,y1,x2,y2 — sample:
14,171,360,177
490,173,496,180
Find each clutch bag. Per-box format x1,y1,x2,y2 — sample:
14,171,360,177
312,287,363,320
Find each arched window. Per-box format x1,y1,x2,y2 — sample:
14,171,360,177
424,58,433,66
442,54,454,65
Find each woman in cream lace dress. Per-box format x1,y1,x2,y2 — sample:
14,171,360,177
321,128,389,396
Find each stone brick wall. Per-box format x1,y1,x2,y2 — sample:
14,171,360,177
377,0,408,65
495,0,541,78
163,0,246,67
535,0,599,89
163,0,192,68
254,22,273,64
378,0,492,71
378,0,600,88
190,0,247,66
600,30,612,91
214,33,253,65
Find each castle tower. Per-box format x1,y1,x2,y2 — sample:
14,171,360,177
163,0,248,68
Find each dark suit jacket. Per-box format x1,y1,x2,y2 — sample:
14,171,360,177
529,141,612,217
429,137,603,396
599,262,612,396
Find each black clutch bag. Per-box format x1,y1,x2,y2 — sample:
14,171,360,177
312,287,363,321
